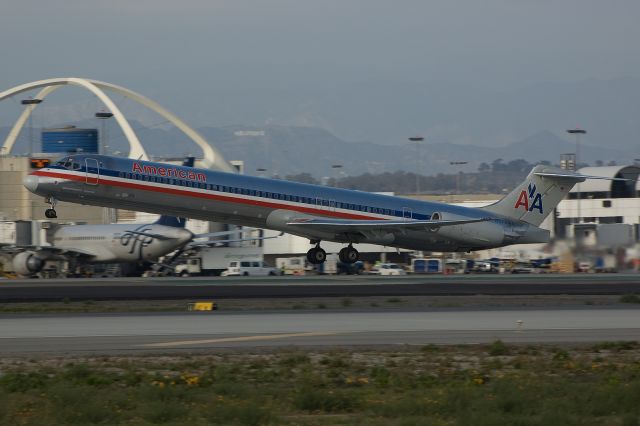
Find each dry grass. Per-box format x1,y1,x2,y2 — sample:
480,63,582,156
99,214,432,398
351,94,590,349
0,342,639,425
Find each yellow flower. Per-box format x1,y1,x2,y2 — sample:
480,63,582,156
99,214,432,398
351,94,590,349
184,375,200,386
473,377,484,385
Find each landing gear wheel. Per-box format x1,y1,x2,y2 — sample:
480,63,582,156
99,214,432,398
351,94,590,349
339,245,359,264
307,247,327,264
45,196,58,219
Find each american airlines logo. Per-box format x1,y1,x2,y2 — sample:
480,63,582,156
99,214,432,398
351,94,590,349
514,182,543,214
132,162,207,182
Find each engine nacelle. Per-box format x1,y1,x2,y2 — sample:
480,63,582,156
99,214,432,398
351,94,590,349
12,251,45,276
431,212,506,247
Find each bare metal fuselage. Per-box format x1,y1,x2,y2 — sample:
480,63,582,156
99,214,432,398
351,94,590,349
25,155,549,252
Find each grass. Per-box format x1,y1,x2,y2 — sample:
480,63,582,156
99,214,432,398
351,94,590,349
1,343,640,425
620,294,640,304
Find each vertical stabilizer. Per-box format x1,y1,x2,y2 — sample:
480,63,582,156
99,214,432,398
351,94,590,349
481,165,584,226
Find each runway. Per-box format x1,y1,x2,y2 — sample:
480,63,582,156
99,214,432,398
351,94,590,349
2,273,640,302
1,307,639,354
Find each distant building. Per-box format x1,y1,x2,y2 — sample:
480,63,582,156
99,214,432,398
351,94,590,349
554,165,640,239
41,126,99,154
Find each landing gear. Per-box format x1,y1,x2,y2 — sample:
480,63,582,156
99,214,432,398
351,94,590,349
306,244,327,264
339,244,359,264
44,196,57,219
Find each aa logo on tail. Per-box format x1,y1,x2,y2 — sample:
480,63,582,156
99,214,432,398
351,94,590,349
514,183,543,214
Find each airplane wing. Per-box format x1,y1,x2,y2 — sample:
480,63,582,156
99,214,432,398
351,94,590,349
188,232,284,248
1,245,96,258
286,217,491,233
124,230,173,240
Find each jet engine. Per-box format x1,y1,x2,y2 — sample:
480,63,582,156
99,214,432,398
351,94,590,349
12,251,45,276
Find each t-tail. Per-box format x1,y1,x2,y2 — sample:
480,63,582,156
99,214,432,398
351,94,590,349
155,215,187,228
481,165,586,226
153,156,195,228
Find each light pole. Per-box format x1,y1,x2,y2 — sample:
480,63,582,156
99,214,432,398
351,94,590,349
567,128,586,223
96,111,114,155
331,164,343,186
450,161,468,200
21,98,43,155
409,136,424,194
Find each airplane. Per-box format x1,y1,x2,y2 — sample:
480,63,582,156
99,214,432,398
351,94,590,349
7,214,272,277
23,154,620,265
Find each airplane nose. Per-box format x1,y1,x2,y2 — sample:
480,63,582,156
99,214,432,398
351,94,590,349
23,175,39,193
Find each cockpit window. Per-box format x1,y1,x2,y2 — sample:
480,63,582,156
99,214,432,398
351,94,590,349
55,157,71,169
55,157,81,170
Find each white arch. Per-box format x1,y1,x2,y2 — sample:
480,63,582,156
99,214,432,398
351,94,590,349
0,78,234,172
0,78,148,160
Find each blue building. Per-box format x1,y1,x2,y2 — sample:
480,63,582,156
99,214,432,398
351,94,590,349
41,126,98,154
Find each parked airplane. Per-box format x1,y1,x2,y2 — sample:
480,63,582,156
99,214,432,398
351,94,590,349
8,214,269,277
23,154,618,265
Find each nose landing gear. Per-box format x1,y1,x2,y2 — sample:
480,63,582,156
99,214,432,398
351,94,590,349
44,196,57,219
339,244,359,264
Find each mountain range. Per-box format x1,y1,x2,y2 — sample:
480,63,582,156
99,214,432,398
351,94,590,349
1,123,635,177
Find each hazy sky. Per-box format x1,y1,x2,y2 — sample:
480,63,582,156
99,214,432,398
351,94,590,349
1,0,639,146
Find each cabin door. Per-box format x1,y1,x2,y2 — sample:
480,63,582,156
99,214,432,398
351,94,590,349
402,207,413,220
85,158,100,185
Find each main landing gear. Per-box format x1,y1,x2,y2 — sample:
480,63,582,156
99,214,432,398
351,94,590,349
306,242,360,265
306,243,327,265
44,196,57,219
339,244,359,264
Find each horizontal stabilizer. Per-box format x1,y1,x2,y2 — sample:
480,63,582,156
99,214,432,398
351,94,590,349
534,172,631,181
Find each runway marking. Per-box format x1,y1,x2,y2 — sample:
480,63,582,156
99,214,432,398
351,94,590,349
138,332,338,348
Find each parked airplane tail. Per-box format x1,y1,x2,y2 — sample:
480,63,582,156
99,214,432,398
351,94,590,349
480,165,585,227
153,157,194,228
155,215,187,228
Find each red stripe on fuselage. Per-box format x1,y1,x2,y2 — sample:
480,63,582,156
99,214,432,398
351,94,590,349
32,169,383,221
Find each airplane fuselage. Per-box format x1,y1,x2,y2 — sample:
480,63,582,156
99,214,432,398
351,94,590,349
25,155,548,252
50,223,193,262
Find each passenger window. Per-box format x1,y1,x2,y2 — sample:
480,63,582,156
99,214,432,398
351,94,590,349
241,261,251,267
252,262,260,267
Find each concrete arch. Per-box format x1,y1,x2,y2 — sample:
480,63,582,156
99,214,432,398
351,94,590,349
0,78,233,172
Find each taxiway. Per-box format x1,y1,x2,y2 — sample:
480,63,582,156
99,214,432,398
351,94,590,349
1,307,639,354
2,273,640,302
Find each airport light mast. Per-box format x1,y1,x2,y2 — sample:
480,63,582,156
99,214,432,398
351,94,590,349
409,136,424,194
96,111,113,155
450,161,468,199
331,164,343,187
567,128,586,223
21,98,43,155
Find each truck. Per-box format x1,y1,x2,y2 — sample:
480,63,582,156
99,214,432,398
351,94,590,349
174,246,264,277
411,258,442,273
276,256,307,275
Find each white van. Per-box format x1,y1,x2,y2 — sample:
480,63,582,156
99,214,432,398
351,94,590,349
221,260,281,277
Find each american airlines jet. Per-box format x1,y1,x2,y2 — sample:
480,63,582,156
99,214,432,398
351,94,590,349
23,154,610,265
